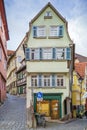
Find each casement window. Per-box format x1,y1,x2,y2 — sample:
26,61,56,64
43,75,51,86
56,75,64,87
43,48,52,59
50,26,58,37
33,26,46,38
50,25,63,37
56,48,65,60
25,47,71,61
30,48,39,60
31,75,38,86
37,26,46,37
31,74,65,87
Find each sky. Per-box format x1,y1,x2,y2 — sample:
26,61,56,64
4,0,87,57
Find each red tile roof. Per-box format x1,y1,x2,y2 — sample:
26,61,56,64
75,62,87,78
75,53,87,62
7,50,15,56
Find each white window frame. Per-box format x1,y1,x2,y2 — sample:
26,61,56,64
31,75,38,87
37,26,46,37
43,48,52,60
30,48,39,60
43,75,51,87
56,48,65,60
56,75,64,87
50,26,59,37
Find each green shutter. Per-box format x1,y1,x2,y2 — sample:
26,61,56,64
52,74,55,87
40,48,43,60
66,48,71,60
59,25,63,37
38,74,42,87
33,26,37,37
52,48,56,59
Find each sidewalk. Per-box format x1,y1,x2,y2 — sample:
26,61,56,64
45,117,77,124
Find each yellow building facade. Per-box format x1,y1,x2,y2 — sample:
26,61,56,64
6,54,17,95
7,36,27,95
72,71,86,117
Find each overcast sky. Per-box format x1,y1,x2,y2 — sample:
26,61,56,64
4,0,87,56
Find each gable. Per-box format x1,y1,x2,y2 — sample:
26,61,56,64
28,2,73,47
30,2,67,25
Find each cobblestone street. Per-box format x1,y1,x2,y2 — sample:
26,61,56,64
0,94,87,130
0,94,28,130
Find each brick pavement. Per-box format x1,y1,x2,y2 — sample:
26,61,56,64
0,94,87,130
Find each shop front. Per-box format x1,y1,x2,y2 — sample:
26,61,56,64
34,93,62,119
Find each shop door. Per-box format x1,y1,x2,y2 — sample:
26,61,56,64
51,100,59,119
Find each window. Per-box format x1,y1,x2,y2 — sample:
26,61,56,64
43,75,50,86
31,76,38,86
45,11,52,16
25,47,71,61
56,48,65,60
50,26,58,37
30,48,39,60
30,74,65,87
50,25,63,37
37,26,46,37
56,75,64,87
43,48,52,59
33,26,46,38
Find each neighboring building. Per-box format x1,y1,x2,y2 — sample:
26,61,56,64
75,62,87,112
6,35,27,95
0,0,9,103
72,71,86,118
16,59,26,95
7,50,15,59
6,53,16,94
75,53,87,63
25,2,74,126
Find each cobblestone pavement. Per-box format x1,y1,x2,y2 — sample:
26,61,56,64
0,94,28,130
0,94,87,130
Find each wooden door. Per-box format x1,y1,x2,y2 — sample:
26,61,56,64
51,100,59,119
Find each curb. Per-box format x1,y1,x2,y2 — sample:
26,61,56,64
64,118,77,124
46,118,77,124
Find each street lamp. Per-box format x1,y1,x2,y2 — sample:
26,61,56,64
78,77,83,109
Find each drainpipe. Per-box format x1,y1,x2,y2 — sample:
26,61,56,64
69,43,75,116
